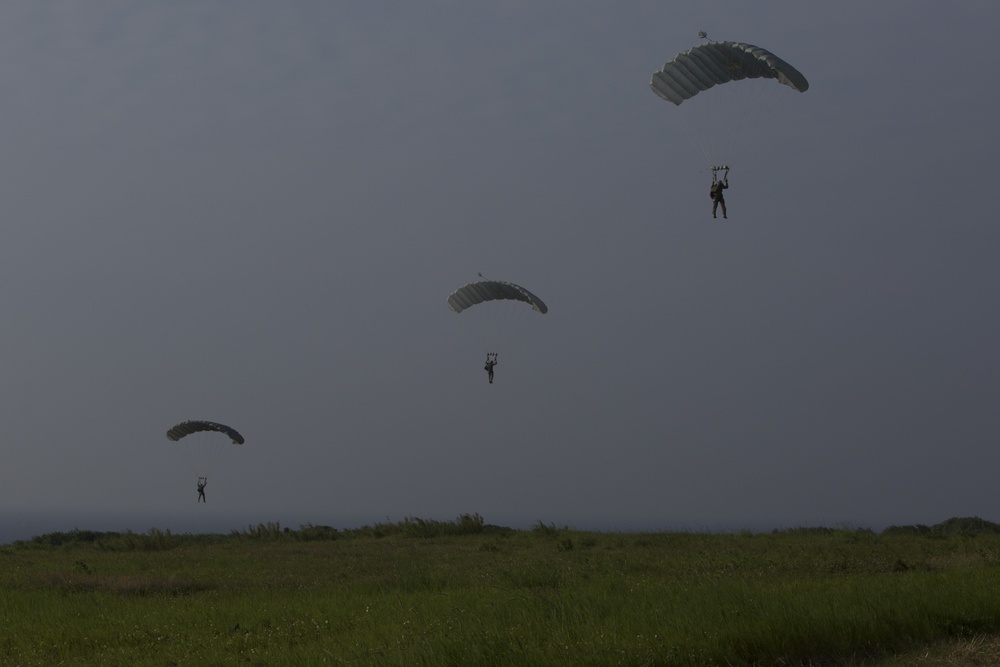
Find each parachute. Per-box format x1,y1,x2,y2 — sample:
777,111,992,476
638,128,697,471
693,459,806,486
166,419,244,482
649,41,808,106
448,279,547,369
650,38,808,168
166,420,245,445
447,280,548,315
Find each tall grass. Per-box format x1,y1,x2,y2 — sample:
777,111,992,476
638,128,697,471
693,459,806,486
3,517,1000,665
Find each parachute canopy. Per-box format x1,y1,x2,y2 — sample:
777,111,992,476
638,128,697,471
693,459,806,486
166,420,245,445
447,280,548,315
650,41,808,106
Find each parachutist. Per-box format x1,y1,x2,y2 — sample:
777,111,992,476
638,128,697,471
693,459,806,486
447,280,545,385
197,477,207,503
710,168,729,218
485,353,498,384
650,42,806,196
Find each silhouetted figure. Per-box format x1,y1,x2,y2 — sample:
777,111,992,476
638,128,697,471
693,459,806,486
710,167,729,218
484,353,498,384
197,477,207,503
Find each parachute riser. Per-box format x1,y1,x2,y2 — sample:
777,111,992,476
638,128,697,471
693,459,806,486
711,165,730,177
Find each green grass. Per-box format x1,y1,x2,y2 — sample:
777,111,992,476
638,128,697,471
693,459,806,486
3,516,1000,665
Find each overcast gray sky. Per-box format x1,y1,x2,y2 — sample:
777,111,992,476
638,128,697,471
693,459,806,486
1,1,997,541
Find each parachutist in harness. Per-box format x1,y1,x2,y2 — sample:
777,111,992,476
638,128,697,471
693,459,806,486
484,353,498,384
197,477,207,503
710,166,729,218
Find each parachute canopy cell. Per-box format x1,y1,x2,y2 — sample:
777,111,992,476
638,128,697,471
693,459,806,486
166,420,245,445
447,280,548,315
650,41,809,106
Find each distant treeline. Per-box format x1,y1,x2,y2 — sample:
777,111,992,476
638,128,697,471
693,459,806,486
11,515,1000,551
10,513,504,550
880,516,1000,537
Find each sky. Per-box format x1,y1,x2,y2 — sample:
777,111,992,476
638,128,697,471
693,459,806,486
1,1,998,542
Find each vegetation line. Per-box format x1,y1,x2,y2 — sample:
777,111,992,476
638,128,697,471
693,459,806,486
3,514,1000,666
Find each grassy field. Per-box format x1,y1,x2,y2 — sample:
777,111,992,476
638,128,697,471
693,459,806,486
3,515,1000,666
